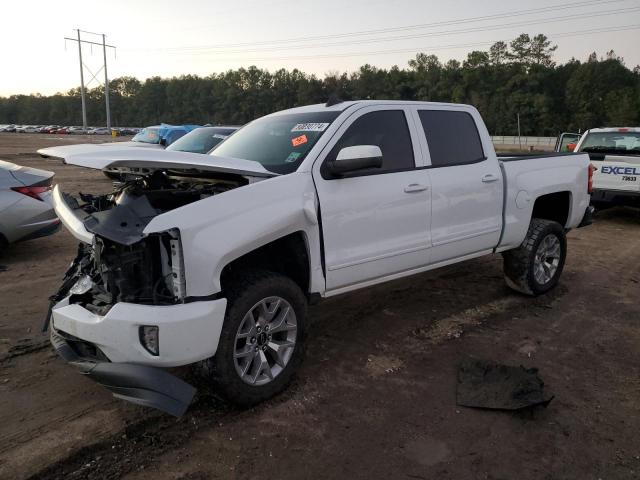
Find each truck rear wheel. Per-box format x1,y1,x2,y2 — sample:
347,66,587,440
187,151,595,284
502,218,567,296
200,270,307,406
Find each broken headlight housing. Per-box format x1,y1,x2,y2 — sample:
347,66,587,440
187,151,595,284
63,229,187,315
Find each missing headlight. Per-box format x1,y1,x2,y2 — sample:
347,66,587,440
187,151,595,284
168,230,186,301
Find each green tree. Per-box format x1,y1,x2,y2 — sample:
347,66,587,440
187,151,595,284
1,33,638,135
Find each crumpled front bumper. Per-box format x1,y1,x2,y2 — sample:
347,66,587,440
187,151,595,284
51,325,196,417
48,294,227,416
51,296,227,366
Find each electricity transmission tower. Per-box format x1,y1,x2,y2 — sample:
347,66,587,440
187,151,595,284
64,30,116,130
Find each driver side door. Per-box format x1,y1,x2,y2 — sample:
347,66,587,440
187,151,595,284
312,106,432,293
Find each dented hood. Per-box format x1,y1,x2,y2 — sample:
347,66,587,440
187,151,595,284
63,148,276,177
37,141,163,159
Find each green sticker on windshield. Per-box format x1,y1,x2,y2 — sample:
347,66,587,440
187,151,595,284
285,152,301,163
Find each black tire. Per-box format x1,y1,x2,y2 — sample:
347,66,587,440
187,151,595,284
502,218,567,296
200,270,307,406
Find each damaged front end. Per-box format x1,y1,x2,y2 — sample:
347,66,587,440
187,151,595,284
48,169,242,320
46,168,247,415
50,228,186,318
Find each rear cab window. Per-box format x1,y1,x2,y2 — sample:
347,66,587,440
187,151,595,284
417,110,485,167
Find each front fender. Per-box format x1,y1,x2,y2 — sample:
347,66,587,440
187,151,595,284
143,173,323,297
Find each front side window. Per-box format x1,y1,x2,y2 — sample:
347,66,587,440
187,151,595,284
557,133,581,152
211,112,340,174
418,110,485,167
323,110,415,176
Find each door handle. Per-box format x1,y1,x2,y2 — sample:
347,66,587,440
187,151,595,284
481,174,499,183
404,183,429,193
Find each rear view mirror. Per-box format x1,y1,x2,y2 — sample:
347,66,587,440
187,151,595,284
327,145,383,176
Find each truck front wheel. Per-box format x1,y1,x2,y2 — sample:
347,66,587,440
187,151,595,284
502,218,567,296
200,270,307,406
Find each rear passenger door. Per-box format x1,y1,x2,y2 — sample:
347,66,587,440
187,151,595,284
411,107,503,264
313,106,432,292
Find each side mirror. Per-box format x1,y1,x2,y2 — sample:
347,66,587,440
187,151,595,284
327,145,383,176
567,143,576,152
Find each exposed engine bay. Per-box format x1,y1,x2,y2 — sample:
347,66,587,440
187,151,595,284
47,169,248,318
70,170,248,244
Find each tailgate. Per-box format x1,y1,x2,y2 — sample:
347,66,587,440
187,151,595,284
592,155,640,193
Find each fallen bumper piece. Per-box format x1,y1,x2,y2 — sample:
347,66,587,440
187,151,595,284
51,328,196,417
456,360,553,411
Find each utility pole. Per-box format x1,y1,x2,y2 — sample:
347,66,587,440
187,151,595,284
77,29,87,130
102,34,111,129
64,30,116,130
517,113,522,150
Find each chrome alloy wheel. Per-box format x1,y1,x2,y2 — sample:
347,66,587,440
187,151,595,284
233,296,297,386
533,234,561,285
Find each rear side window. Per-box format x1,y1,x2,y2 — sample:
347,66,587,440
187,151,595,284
418,110,485,167
325,110,415,175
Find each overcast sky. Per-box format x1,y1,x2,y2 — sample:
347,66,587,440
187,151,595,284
1,0,639,96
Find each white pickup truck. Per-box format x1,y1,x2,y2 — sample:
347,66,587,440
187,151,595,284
47,100,593,416
557,127,640,208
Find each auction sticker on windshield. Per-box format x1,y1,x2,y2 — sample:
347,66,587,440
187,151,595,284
291,123,329,132
292,134,308,147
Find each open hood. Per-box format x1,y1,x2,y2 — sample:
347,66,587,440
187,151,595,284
63,148,277,177
37,141,162,159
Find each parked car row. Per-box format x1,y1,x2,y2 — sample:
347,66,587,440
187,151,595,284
0,124,141,135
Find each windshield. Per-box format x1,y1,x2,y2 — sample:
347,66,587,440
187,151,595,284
578,132,640,156
167,127,238,153
132,127,161,144
210,112,341,174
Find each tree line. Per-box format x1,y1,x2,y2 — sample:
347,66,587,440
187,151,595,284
1,34,638,136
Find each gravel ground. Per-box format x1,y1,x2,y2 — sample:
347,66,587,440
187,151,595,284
0,133,639,480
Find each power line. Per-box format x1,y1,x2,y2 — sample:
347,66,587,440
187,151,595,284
152,6,640,57
126,4,640,58
124,0,633,53
171,24,640,63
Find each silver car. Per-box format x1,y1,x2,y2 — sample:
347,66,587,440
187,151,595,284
0,160,59,248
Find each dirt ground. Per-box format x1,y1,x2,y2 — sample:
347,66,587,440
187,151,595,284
0,133,639,480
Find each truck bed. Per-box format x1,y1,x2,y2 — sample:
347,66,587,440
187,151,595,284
497,152,591,251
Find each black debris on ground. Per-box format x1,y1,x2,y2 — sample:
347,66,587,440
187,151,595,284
457,360,553,411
